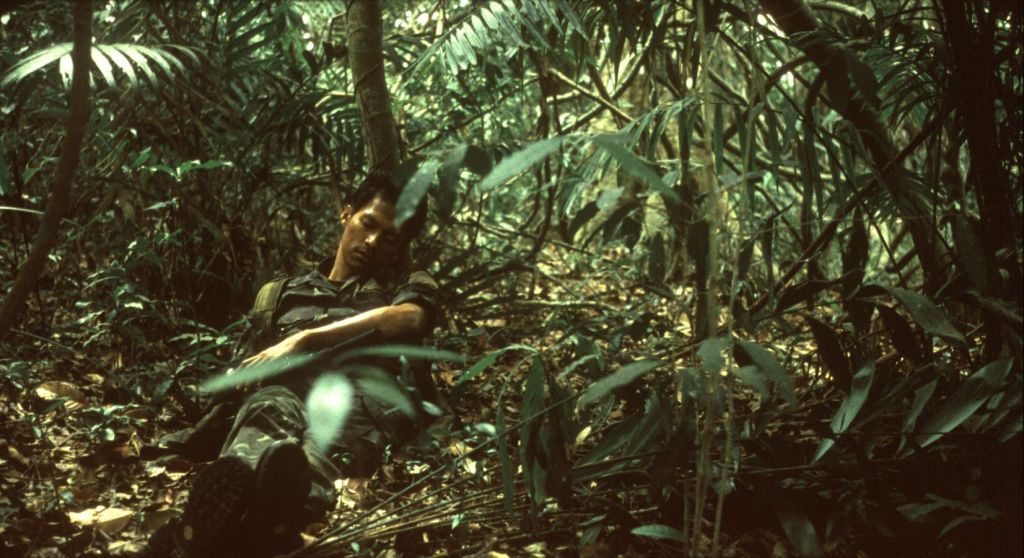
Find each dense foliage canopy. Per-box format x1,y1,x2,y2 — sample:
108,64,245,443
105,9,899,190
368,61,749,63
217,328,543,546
1,0,1021,556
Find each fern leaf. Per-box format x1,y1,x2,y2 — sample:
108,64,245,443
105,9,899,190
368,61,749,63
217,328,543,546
408,0,559,77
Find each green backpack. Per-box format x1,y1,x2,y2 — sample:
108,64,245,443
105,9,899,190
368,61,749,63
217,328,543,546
250,277,289,337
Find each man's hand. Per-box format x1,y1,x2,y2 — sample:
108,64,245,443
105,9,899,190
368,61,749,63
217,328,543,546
230,333,308,393
241,333,306,368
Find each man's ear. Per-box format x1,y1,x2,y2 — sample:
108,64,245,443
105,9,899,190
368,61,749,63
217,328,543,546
339,205,352,226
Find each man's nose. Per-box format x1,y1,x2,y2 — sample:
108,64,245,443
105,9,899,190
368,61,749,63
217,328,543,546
365,232,379,248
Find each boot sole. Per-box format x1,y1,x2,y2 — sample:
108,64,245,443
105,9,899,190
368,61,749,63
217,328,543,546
182,456,256,556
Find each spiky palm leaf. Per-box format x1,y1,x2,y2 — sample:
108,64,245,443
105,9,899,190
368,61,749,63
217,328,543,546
406,0,584,77
1,43,199,89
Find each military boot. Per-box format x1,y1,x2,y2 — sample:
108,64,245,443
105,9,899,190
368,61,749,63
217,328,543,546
146,455,256,558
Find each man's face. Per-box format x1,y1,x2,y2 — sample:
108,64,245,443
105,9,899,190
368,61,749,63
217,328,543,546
339,196,402,274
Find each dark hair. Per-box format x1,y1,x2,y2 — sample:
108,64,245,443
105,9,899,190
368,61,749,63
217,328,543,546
347,170,428,241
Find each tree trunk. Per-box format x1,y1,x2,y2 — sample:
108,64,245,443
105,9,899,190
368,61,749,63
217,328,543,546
760,0,949,293
0,0,92,338
938,0,1022,307
346,0,400,174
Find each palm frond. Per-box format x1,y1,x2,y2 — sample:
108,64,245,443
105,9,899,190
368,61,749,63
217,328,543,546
406,0,582,77
2,43,199,89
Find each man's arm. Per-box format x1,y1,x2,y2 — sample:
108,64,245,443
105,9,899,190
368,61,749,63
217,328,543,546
240,302,429,367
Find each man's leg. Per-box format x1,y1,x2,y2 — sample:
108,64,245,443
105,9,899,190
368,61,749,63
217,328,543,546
221,385,340,519
148,386,339,557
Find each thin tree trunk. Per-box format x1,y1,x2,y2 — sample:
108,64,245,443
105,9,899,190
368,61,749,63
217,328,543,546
346,0,399,174
938,0,1022,306
0,0,92,338
760,0,949,293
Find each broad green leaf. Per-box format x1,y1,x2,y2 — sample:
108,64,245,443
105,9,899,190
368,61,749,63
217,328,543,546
522,355,546,421
394,160,437,228
623,393,666,455
912,358,1014,450
898,379,937,454
803,316,851,391
129,148,152,170
591,135,680,203
337,344,465,364
350,366,415,417
879,285,965,344
735,339,797,405
456,344,536,385
577,360,663,408
306,374,354,452
697,336,728,375
631,524,686,543
390,157,424,190
813,360,875,463
771,493,826,558
732,365,769,398
578,414,641,466
436,146,467,219
877,305,924,363
776,279,831,313
830,360,875,433
200,352,318,392
479,136,562,191
520,356,547,505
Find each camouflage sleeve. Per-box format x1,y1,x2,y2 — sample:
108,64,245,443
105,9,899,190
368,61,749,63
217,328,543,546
391,270,440,330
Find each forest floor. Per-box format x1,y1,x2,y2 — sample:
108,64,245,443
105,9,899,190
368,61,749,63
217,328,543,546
4,250,1013,558
0,253,741,558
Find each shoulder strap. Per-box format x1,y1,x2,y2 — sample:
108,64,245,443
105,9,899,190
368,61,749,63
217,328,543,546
251,277,288,334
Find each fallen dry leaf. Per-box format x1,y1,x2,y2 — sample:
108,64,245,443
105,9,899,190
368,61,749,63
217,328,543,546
35,381,86,411
69,506,135,535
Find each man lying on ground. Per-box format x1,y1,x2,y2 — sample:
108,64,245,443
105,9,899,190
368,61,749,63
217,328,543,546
146,172,441,558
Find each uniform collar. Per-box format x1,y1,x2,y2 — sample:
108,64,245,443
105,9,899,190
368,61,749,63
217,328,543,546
314,256,369,291
315,255,401,286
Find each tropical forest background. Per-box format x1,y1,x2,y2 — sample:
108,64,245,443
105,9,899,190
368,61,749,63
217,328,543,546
0,0,1021,556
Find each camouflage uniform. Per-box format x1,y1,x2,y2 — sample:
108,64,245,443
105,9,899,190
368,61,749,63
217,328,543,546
161,258,440,519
